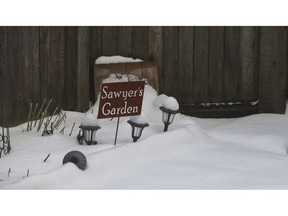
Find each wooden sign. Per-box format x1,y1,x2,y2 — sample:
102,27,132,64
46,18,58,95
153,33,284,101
97,81,145,119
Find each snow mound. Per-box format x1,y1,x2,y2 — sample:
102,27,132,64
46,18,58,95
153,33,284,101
95,56,143,64
163,97,179,111
80,114,99,127
153,94,168,108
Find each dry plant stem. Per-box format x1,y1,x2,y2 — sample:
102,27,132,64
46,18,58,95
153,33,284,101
34,99,46,127
27,103,33,131
30,103,39,131
44,98,53,113
37,111,46,132
69,122,76,136
44,107,58,128
59,126,65,135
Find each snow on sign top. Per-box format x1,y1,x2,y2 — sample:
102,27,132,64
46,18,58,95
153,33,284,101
97,81,145,119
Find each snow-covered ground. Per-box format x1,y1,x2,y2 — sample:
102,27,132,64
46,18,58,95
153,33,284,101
1,80,288,189
1,57,288,214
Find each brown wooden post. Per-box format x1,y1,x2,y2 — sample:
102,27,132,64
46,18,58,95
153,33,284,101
259,27,287,113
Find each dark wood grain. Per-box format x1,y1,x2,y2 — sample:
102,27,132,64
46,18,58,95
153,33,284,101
102,27,117,56
194,26,209,104
224,27,240,102
132,27,148,60
259,27,287,113
162,26,178,98
117,27,132,57
178,26,194,104
209,26,224,103
148,27,163,92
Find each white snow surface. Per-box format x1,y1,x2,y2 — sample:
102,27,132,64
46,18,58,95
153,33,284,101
2,81,288,189
129,114,148,125
95,55,143,64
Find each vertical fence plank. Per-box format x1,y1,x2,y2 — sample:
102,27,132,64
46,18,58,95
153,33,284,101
148,26,163,92
17,27,40,124
117,27,132,57
208,26,224,103
239,27,259,103
49,27,62,112
224,27,240,102
65,27,78,110
162,27,179,98
102,27,117,56
6,27,19,126
39,27,50,103
194,26,209,104
77,27,90,111
178,26,194,105
0,27,5,126
259,27,287,113
132,27,148,60
89,27,102,103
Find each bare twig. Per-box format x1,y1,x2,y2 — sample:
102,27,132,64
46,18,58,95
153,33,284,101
37,111,47,132
44,98,53,113
69,122,76,136
43,153,50,162
34,99,46,127
8,168,11,178
27,169,29,178
59,126,66,135
44,106,58,129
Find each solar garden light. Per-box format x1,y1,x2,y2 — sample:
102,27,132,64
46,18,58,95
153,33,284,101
77,114,101,145
159,97,179,132
127,115,149,142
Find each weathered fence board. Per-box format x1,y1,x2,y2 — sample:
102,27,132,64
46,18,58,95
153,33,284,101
0,27,6,126
259,27,287,113
239,27,259,103
102,27,117,56
65,27,78,110
162,26,178,98
117,27,132,57
194,27,209,104
132,27,148,60
208,26,224,103
178,26,194,105
6,27,19,126
89,27,102,103
1,26,288,126
77,27,90,111
224,27,240,102
148,27,163,91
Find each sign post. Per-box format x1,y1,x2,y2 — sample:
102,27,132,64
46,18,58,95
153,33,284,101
98,81,145,145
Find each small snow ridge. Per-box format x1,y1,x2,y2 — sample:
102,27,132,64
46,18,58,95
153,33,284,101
95,56,143,64
129,114,148,125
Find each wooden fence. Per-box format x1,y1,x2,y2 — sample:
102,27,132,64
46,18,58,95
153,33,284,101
0,26,287,126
